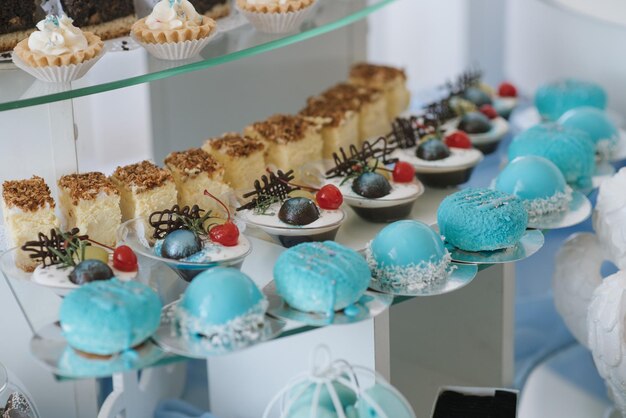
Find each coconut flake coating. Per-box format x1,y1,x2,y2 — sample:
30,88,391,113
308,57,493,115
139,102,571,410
437,188,528,251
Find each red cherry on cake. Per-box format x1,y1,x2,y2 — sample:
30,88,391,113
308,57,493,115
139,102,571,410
113,245,138,272
209,222,239,247
204,190,240,247
479,104,499,120
316,184,343,210
498,82,517,98
444,131,472,149
392,161,415,183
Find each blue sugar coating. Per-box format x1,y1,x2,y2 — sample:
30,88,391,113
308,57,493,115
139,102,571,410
353,384,414,418
288,381,357,416
370,220,446,269
558,107,619,148
60,279,162,356
180,267,263,326
508,123,595,189
274,241,371,314
437,188,528,252
535,79,607,121
495,156,567,201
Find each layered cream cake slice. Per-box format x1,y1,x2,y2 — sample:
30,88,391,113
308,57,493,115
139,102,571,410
322,83,390,144
300,96,360,159
1,176,60,271
202,133,266,191
243,114,323,170
164,148,232,216
111,160,178,237
349,63,410,120
58,172,122,247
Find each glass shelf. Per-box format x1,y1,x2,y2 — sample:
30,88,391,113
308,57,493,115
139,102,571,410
0,0,395,112
540,0,626,28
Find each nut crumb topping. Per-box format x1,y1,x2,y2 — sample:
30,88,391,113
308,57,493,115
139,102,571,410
59,172,119,204
206,133,265,157
322,83,383,105
2,176,55,211
247,114,321,144
300,97,356,127
112,160,173,194
165,148,223,178
350,63,407,83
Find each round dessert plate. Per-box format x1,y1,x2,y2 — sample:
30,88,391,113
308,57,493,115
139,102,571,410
265,290,393,327
0,246,136,297
395,146,484,188
236,208,346,248
325,178,424,208
153,302,286,358
0,248,74,297
528,191,592,230
324,178,424,222
465,117,510,146
118,218,252,282
368,262,478,297
443,117,509,146
30,322,167,379
396,147,484,173
432,225,545,264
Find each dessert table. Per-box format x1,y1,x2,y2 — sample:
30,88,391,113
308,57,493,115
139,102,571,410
203,182,515,417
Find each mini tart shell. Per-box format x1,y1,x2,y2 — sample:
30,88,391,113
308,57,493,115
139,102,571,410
13,32,103,68
131,15,216,44
236,0,315,13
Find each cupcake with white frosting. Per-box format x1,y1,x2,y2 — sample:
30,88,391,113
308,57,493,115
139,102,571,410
237,0,317,34
12,15,104,83
132,0,217,60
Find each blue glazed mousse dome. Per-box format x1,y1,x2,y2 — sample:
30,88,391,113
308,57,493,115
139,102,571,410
274,241,371,314
495,156,572,218
535,79,607,121
366,220,451,291
508,123,595,189
437,188,528,252
177,267,267,346
60,278,162,356
558,107,619,152
180,267,264,326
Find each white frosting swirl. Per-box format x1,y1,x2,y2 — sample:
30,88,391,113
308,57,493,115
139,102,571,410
145,0,203,31
28,15,88,56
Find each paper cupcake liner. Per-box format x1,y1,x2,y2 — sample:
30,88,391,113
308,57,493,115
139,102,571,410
238,1,316,34
132,31,218,61
12,50,104,83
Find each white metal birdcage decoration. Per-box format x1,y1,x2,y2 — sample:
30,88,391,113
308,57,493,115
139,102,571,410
263,345,416,418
